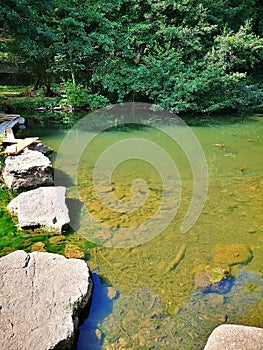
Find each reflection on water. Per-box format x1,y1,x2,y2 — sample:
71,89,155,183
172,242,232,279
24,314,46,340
17,110,263,349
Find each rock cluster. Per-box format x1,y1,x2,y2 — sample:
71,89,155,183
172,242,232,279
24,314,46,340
1,143,71,232
0,250,93,350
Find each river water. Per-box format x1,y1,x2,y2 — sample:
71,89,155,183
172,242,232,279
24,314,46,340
2,104,263,349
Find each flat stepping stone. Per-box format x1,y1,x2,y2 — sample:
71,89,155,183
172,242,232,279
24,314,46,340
0,250,93,350
7,186,70,232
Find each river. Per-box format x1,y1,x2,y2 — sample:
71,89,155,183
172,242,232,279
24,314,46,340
1,104,263,349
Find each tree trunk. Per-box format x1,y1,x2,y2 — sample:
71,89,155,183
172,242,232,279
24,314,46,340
71,71,76,86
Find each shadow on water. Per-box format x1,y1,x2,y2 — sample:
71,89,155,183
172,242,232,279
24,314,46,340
77,273,117,350
54,168,75,187
202,277,235,295
19,105,263,134
65,198,84,232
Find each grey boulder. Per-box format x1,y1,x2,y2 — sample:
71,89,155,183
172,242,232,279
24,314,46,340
0,250,93,350
2,149,53,191
204,324,263,350
7,186,70,232
29,142,53,155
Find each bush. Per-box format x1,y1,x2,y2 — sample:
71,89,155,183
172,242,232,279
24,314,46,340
60,81,109,109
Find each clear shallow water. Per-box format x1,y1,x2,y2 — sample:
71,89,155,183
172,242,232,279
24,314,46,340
77,273,116,350
12,109,263,348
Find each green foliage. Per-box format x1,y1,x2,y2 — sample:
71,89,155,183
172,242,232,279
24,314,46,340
60,81,109,108
0,136,3,154
1,0,263,113
0,96,57,111
208,21,263,74
0,85,25,97
0,138,5,173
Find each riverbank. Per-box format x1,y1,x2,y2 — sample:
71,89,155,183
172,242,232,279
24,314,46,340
1,85,262,118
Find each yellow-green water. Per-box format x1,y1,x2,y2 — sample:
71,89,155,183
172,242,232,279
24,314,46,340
3,111,263,349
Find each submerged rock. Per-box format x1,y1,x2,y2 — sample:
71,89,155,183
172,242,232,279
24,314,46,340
7,186,70,232
0,250,93,350
2,149,53,191
30,241,46,252
204,324,263,350
64,244,85,259
193,265,233,294
214,243,252,266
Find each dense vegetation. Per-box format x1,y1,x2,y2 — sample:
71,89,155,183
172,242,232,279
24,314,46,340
1,0,263,113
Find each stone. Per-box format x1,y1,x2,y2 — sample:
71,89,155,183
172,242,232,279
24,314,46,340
64,244,85,259
49,235,66,245
214,243,252,266
193,265,233,294
29,142,53,156
95,328,102,340
2,149,53,191
7,186,70,232
0,250,93,350
204,324,263,350
30,241,46,252
107,286,117,300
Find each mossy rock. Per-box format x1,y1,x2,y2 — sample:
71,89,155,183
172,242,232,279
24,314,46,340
64,244,84,259
193,265,229,290
48,235,66,245
214,243,252,266
107,286,117,300
31,242,46,252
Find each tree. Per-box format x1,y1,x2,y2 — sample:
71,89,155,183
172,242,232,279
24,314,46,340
0,0,263,111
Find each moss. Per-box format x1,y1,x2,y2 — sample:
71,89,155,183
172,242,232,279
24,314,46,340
45,242,66,255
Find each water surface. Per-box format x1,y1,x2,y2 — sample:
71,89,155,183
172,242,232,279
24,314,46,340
8,109,263,349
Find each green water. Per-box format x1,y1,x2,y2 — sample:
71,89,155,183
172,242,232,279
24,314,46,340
1,110,263,349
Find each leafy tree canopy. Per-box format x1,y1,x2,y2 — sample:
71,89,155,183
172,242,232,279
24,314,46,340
1,0,263,112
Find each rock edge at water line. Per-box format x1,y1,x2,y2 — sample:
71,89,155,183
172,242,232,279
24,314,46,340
204,324,263,350
0,250,93,350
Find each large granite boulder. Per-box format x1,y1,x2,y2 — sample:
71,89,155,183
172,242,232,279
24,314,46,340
7,186,70,232
0,250,93,350
204,324,263,350
2,149,53,191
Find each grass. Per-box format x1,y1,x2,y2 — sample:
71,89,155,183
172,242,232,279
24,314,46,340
0,85,59,112
0,85,26,97
0,187,94,258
